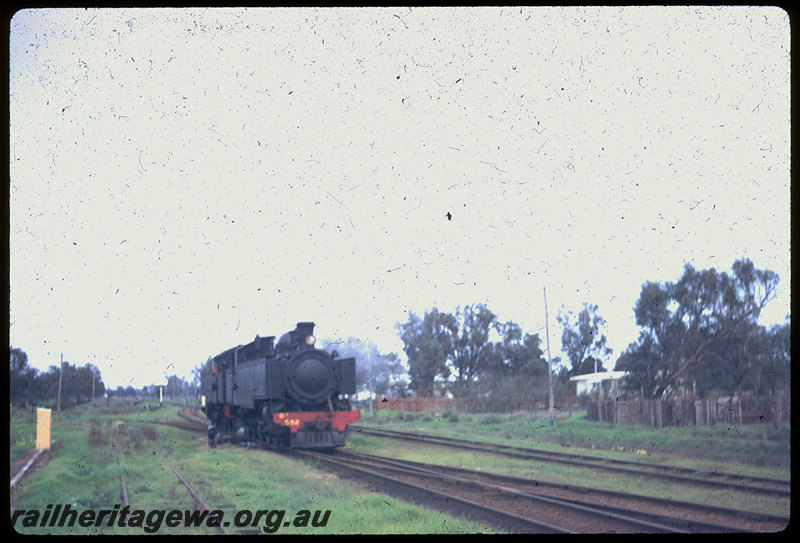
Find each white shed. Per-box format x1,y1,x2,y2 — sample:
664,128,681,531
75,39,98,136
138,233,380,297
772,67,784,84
570,371,627,398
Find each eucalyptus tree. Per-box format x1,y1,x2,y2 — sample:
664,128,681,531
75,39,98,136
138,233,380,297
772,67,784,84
619,258,779,399
557,303,612,376
448,303,499,395
396,308,456,397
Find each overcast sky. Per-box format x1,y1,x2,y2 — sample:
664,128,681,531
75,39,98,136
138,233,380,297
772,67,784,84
9,7,791,389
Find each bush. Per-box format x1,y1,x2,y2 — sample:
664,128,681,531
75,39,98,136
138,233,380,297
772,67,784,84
481,414,503,425
88,422,107,448
442,410,459,423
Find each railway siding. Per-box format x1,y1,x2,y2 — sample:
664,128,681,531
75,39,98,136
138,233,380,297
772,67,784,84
345,422,789,525
299,449,760,533
352,426,790,497
342,450,789,532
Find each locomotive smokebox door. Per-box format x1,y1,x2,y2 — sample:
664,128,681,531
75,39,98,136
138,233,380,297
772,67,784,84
284,352,335,405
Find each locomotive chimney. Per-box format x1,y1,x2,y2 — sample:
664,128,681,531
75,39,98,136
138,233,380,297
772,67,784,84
291,322,314,345
295,322,315,344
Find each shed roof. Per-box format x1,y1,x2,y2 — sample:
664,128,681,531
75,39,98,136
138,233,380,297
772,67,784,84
569,370,626,383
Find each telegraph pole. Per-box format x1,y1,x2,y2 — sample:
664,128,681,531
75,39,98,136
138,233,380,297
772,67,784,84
544,287,555,428
367,347,373,417
57,353,63,415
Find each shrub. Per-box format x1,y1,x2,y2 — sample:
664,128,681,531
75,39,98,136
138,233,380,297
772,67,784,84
88,422,107,448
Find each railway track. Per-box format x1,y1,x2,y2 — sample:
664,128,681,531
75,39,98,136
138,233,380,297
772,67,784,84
156,446,229,534
155,407,211,433
351,425,791,497
111,439,131,534
344,450,788,532
172,409,566,532
298,448,776,533
295,448,571,533
178,406,212,425
163,409,789,532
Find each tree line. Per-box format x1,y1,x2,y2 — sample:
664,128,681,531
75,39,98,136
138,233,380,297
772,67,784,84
10,258,789,410
615,258,789,399
390,303,600,410
384,257,789,405
8,347,199,409
110,373,200,401
9,349,106,408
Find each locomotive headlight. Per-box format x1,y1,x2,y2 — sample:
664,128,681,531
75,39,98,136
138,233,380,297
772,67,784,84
305,335,316,346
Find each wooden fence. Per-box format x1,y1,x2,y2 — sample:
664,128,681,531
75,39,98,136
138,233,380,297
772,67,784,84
587,395,790,427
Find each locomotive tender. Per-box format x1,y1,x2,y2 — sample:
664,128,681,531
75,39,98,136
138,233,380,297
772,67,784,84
200,322,360,449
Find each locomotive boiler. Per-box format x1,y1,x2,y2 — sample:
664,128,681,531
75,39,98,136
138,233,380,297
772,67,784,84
200,322,360,449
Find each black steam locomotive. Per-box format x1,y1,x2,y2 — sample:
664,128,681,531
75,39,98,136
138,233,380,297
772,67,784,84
200,322,360,449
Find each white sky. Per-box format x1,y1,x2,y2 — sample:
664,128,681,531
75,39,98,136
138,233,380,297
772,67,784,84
9,7,791,389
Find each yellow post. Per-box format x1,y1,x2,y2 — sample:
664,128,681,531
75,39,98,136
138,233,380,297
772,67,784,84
36,408,51,450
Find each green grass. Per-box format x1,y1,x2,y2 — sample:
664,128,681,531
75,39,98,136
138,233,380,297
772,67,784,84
10,407,37,464
350,409,790,516
10,400,497,534
361,409,791,472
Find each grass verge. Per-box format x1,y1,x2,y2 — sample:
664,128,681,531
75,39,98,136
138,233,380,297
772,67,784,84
10,401,498,534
